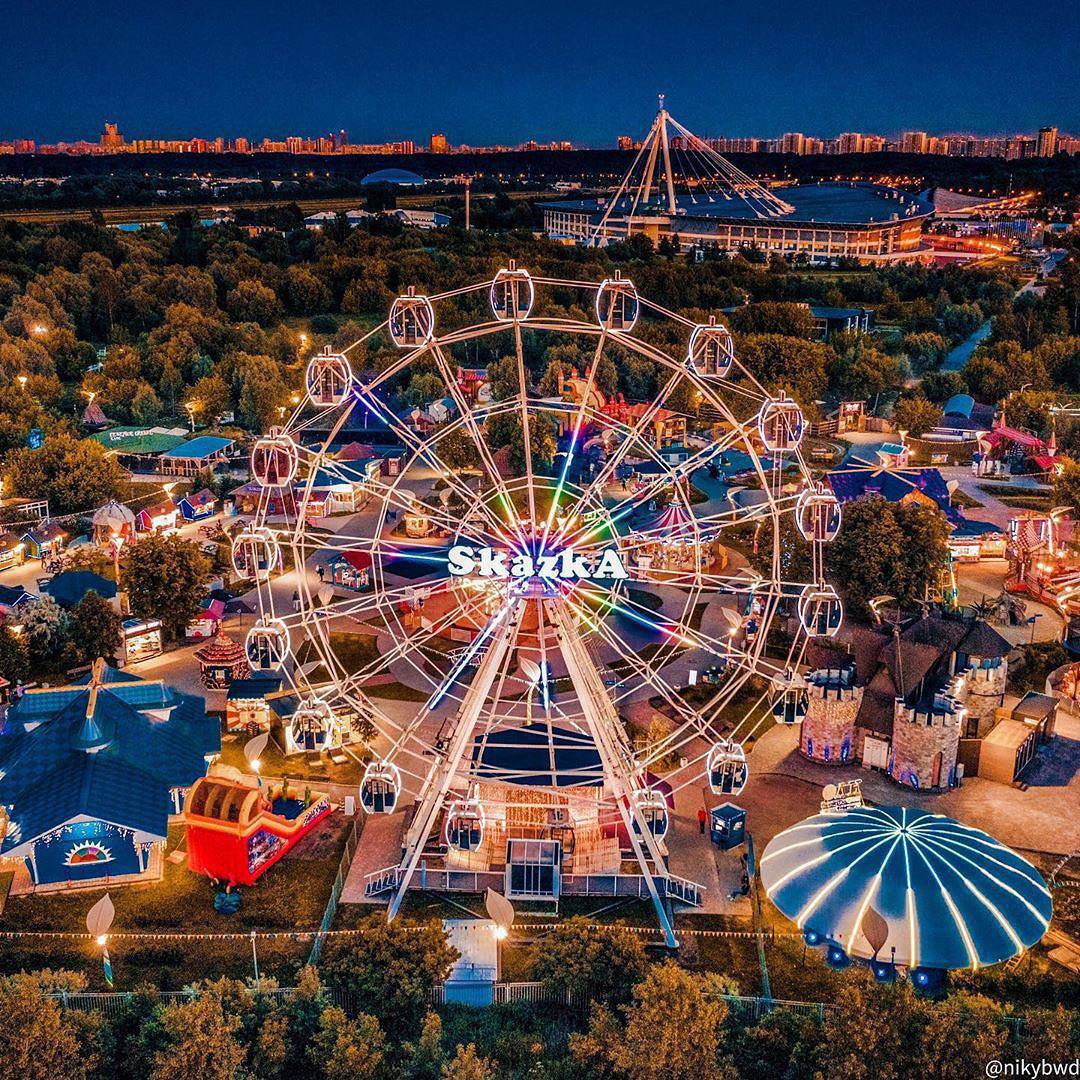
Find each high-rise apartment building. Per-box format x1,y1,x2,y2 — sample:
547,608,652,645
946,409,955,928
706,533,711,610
1037,126,1059,157
429,133,449,153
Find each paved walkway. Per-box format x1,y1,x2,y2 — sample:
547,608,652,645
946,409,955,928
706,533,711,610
340,811,406,904
745,708,1080,856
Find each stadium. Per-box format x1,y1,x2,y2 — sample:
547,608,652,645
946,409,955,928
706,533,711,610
543,101,934,263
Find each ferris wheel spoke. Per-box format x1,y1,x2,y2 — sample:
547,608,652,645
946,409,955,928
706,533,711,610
352,378,511,539
558,366,687,532
512,321,539,528
427,340,531,544
541,323,610,550
561,590,708,736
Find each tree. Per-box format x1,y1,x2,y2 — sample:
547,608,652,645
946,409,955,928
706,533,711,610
285,266,331,315
891,395,943,439
19,596,70,663
226,280,281,326
3,433,126,515
736,334,830,403
902,331,948,373
0,625,29,685
920,370,967,405
130,382,163,425
149,993,245,1080
441,1044,495,1080
570,963,731,1080
0,973,97,1080
531,916,649,1006
727,302,816,339
1053,458,1080,517
122,534,211,640
826,498,950,617
189,373,233,422
729,1008,826,1080
319,917,458,1040
403,1011,448,1079
68,590,123,664
309,1006,386,1080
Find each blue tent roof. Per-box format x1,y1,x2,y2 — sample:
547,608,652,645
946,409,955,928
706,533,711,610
43,571,117,608
761,805,1052,970
160,436,233,460
0,674,218,853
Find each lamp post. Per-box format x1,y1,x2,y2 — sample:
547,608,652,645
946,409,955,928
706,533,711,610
184,400,199,433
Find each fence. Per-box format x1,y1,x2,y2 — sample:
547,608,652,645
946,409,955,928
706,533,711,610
308,815,363,965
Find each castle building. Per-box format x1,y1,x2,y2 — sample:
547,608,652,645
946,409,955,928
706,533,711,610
800,617,1011,791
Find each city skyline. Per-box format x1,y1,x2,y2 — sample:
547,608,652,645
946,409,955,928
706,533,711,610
2,0,1078,145
4,118,1078,159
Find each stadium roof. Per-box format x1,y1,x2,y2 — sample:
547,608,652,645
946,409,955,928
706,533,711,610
361,168,425,187
543,182,933,228
761,805,1052,970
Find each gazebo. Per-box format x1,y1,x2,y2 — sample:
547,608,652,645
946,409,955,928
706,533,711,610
194,634,250,689
761,805,1052,975
92,500,137,546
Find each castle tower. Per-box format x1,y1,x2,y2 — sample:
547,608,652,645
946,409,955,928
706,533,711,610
953,621,1011,740
889,690,963,791
800,665,863,765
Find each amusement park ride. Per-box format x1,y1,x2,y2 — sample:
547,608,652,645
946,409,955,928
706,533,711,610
233,265,844,946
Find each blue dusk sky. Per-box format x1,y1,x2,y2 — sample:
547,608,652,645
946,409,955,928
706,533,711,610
2,0,1078,144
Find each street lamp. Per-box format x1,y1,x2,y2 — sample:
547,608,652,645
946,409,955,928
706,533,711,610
17,375,27,391
184,400,199,433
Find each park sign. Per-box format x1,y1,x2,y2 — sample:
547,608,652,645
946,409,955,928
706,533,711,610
447,544,629,583
91,426,188,456
819,780,864,814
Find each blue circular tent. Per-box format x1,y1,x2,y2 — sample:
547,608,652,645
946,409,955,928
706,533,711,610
760,805,1052,970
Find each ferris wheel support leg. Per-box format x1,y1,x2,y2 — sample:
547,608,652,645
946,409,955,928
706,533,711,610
386,608,520,923
545,602,679,949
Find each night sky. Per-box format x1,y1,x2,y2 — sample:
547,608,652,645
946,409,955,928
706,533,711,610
3,0,1078,145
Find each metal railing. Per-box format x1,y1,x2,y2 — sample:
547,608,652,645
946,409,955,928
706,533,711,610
308,815,363,964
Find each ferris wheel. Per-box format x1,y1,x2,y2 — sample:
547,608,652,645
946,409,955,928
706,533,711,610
234,263,842,945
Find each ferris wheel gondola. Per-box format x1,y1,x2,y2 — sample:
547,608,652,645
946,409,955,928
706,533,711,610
388,288,435,348
360,760,402,814
798,584,844,638
251,435,299,488
245,618,290,671
445,798,485,852
305,346,353,408
595,272,639,332
707,739,748,796
757,395,806,454
632,789,670,840
772,671,809,725
490,264,534,322
230,527,280,582
687,317,735,378
795,484,842,543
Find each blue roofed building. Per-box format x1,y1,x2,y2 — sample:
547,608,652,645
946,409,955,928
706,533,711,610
0,659,220,889
160,435,234,478
826,462,1004,560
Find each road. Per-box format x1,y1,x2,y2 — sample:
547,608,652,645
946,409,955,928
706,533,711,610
0,190,548,227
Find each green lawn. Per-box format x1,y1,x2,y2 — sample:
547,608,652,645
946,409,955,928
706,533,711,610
296,631,383,681
0,819,349,989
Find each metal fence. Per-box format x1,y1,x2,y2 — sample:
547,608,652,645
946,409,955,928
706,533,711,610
308,815,363,965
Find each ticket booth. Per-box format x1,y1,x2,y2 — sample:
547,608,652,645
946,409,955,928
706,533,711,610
710,803,746,850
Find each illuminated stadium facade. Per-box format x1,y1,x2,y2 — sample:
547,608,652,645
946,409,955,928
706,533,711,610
543,100,934,264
